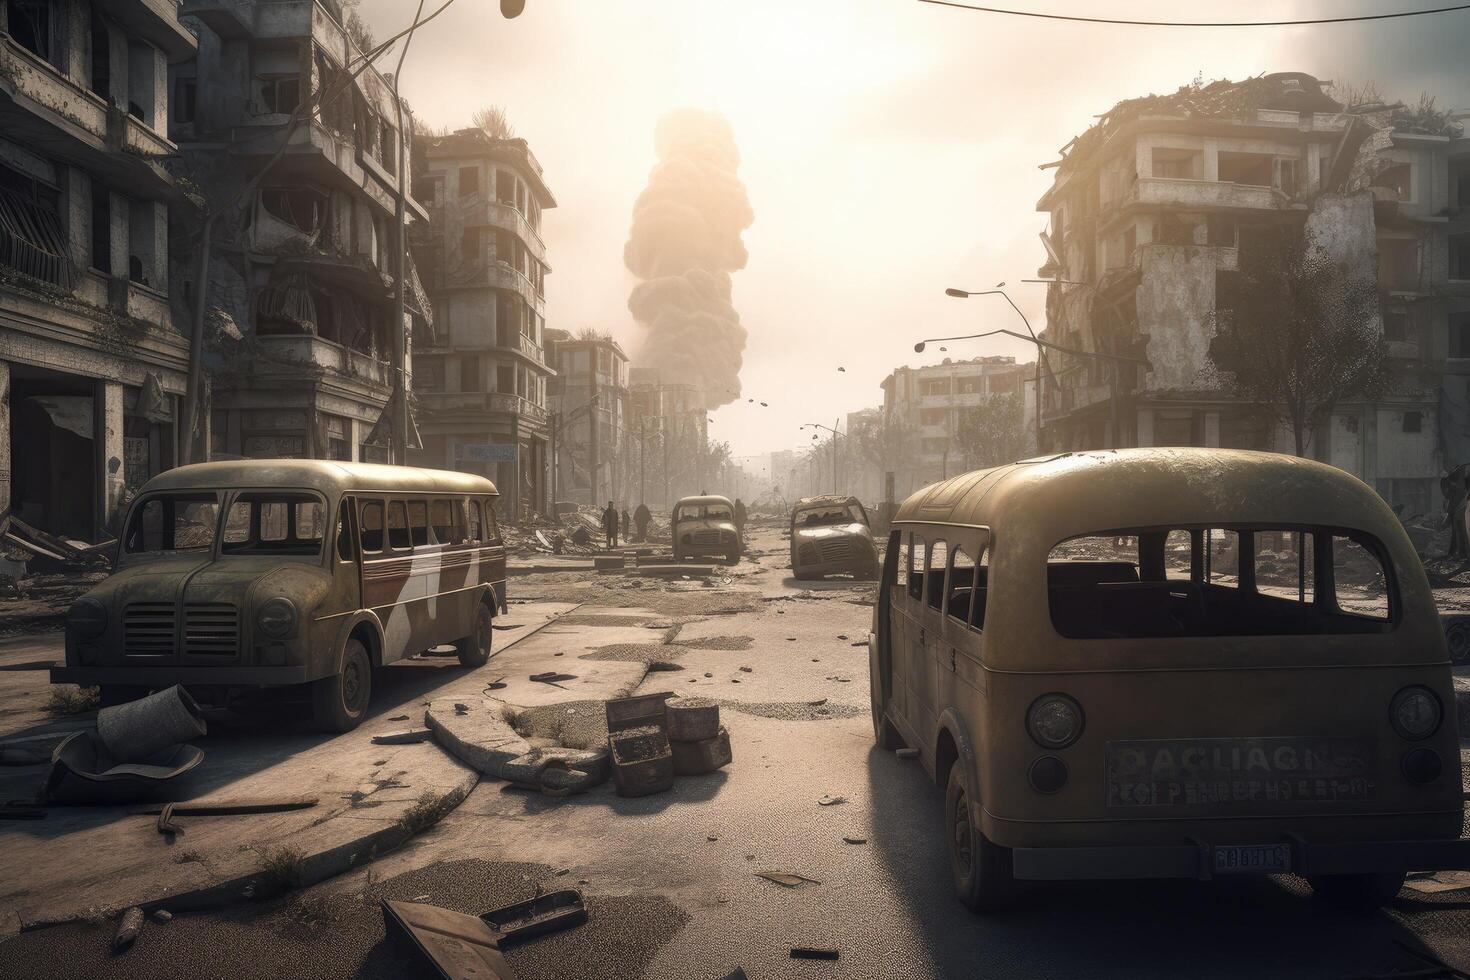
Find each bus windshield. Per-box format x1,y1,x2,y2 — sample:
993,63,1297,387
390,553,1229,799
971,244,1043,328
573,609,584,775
124,493,220,554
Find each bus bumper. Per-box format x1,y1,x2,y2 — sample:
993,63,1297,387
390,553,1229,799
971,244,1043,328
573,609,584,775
1012,836,1470,881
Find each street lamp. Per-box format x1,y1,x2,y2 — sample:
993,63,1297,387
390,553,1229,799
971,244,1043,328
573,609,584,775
799,421,843,495
937,285,1050,451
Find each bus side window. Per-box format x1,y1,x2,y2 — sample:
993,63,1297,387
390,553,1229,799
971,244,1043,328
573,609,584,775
466,499,483,542
407,500,429,547
388,501,410,551
907,535,923,602
926,540,948,611
336,499,355,562
947,547,975,625
971,545,990,629
892,531,907,589
360,501,384,554
430,499,455,544
451,498,468,543
484,500,501,541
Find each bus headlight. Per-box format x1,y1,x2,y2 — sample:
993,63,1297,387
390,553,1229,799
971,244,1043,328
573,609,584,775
256,598,298,639
67,597,108,637
1026,694,1084,749
1390,686,1441,740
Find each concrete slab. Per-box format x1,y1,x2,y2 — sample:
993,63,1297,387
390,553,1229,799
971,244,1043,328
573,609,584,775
508,558,596,575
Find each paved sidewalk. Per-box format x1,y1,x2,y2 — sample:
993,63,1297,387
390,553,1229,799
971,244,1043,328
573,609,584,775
0,601,574,936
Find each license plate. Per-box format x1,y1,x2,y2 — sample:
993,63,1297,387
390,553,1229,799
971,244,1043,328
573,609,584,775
1213,844,1290,874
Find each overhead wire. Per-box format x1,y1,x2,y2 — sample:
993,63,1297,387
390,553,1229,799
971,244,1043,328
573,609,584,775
915,0,1470,27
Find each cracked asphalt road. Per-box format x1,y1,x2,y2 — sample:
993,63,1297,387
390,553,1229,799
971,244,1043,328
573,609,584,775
6,520,1470,978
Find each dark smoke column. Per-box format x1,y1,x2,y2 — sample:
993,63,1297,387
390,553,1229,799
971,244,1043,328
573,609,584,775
624,109,754,409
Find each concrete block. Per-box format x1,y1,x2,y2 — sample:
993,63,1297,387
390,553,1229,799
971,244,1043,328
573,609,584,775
594,554,626,572
666,697,720,742
671,728,732,776
608,725,673,797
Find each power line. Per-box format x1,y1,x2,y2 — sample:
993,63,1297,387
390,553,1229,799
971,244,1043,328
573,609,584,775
916,0,1470,27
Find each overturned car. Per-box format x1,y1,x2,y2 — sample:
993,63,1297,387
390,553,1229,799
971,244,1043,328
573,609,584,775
790,495,878,580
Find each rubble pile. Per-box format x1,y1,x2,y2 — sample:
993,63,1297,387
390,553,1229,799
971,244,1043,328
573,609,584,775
502,506,674,556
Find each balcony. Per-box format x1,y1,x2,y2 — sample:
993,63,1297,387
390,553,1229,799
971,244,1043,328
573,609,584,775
499,331,545,363
416,390,549,426
254,334,391,388
485,261,544,310
106,1,198,61
0,38,178,196
457,199,547,260
1132,177,1285,212
488,393,549,425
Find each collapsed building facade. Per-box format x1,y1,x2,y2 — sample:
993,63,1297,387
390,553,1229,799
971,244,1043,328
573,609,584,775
0,0,196,540
545,328,628,508
628,367,707,507
1036,71,1468,516
180,0,428,465
408,128,554,520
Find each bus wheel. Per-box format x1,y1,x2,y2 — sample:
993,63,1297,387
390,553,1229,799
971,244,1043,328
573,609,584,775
456,604,494,668
945,761,1015,912
1308,872,1406,910
311,639,372,732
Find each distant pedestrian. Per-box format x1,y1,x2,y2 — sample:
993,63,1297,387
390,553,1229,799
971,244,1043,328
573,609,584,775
603,500,619,549
622,507,631,540
734,498,747,532
634,502,651,542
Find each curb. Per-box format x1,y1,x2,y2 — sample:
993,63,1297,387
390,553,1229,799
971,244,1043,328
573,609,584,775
424,698,610,792
17,766,479,934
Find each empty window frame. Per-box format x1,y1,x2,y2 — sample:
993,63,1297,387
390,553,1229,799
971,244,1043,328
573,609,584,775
360,500,385,553
221,493,326,556
459,166,479,196
1046,526,1393,638
946,546,989,630
387,500,410,551
257,75,300,114
926,540,948,611
906,533,922,601
430,499,457,543
407,500,429,547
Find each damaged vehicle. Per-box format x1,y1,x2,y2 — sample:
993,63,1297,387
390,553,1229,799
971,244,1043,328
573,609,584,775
671,494,741,564
790,494,879,580
51,460,507,732
870,448,1470,912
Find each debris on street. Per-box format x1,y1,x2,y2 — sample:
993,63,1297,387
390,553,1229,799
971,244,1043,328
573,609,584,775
372,728,435,745
792,947,840,961
754,870,821,888
382,887,588,978
112,906,145,951
818,794,847,806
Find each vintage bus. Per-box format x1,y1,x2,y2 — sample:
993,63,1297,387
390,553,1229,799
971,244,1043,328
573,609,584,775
869,448,1470,911
52,460,507,731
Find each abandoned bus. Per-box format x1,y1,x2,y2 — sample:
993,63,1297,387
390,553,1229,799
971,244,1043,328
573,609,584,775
869,448,1470,911
51,460,507,732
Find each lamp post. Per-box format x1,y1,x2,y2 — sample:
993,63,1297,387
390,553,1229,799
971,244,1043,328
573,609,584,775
800,421,843,495
942,285,1050,451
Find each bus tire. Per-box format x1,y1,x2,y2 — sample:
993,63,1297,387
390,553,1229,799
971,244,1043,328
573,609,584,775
456,603,493,668
311,639,372,732
1308,872,1405,910
945,760,1015,913
874,710,904,750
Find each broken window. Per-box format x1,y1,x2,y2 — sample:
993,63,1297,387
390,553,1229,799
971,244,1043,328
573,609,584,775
925,540,948,611
1275,158,1299,197
1450,234,1470,280
461,227,479,261
8,1,52,63
497,170,515,207
221,493,326,556
1372,163,1412,202
258,75,301,114
172,76,196,124
1450,313,1470,358
90,13,111,99
1047,526,1394,639
921,379,951,396
459,166,479,196
0,163,71,288
1382,309,1409,343
88,178,111,274
1378,238,1419,291
956,376,982,395
494,228,513,264
460,355,480,392
1402,411,1423,434
259,186,329,239
1217,152,1273,186
1151,147,1199,180
1456,163,1470,210
128,197,154,286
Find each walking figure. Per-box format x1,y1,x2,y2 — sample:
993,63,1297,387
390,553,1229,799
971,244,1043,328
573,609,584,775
603,500,619,549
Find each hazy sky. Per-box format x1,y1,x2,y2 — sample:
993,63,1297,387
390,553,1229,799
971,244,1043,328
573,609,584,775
360,0,1470,458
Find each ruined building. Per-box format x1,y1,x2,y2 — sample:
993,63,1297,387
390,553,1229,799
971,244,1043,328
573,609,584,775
1036,72,1468,516
545,328,628,507
0,0,196,539
880,355,1036,495
627,367,707,507
179,0,428,465
408,128,554,520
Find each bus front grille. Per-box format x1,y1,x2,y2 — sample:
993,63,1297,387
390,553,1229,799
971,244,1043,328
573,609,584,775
124,603,175,657
184,603,239,657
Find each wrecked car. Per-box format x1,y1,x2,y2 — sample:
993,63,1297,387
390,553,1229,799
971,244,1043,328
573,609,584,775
869,448,1470,912
789,494,878,580
671,494,741,564
51,460,507,732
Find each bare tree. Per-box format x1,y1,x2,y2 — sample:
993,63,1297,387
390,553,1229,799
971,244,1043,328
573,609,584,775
955,393,1026,469
1208,226,1387,457
472,105,516,140
851,414,918,492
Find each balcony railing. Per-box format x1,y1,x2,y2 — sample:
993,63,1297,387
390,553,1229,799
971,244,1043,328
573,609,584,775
487,392,548,424
255,333,391,387
1132,177,1284,212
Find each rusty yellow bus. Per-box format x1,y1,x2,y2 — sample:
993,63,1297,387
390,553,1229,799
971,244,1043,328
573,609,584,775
869,448,1470,911
52,460,507,731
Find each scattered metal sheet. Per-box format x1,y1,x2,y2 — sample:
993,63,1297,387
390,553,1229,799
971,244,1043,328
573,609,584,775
45,732,204,805
754,870,821,888
372,729,434,745
791,947,839,961
382,888,587,979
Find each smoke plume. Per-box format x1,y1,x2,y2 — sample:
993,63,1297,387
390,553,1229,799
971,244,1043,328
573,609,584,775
624,109,753,409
